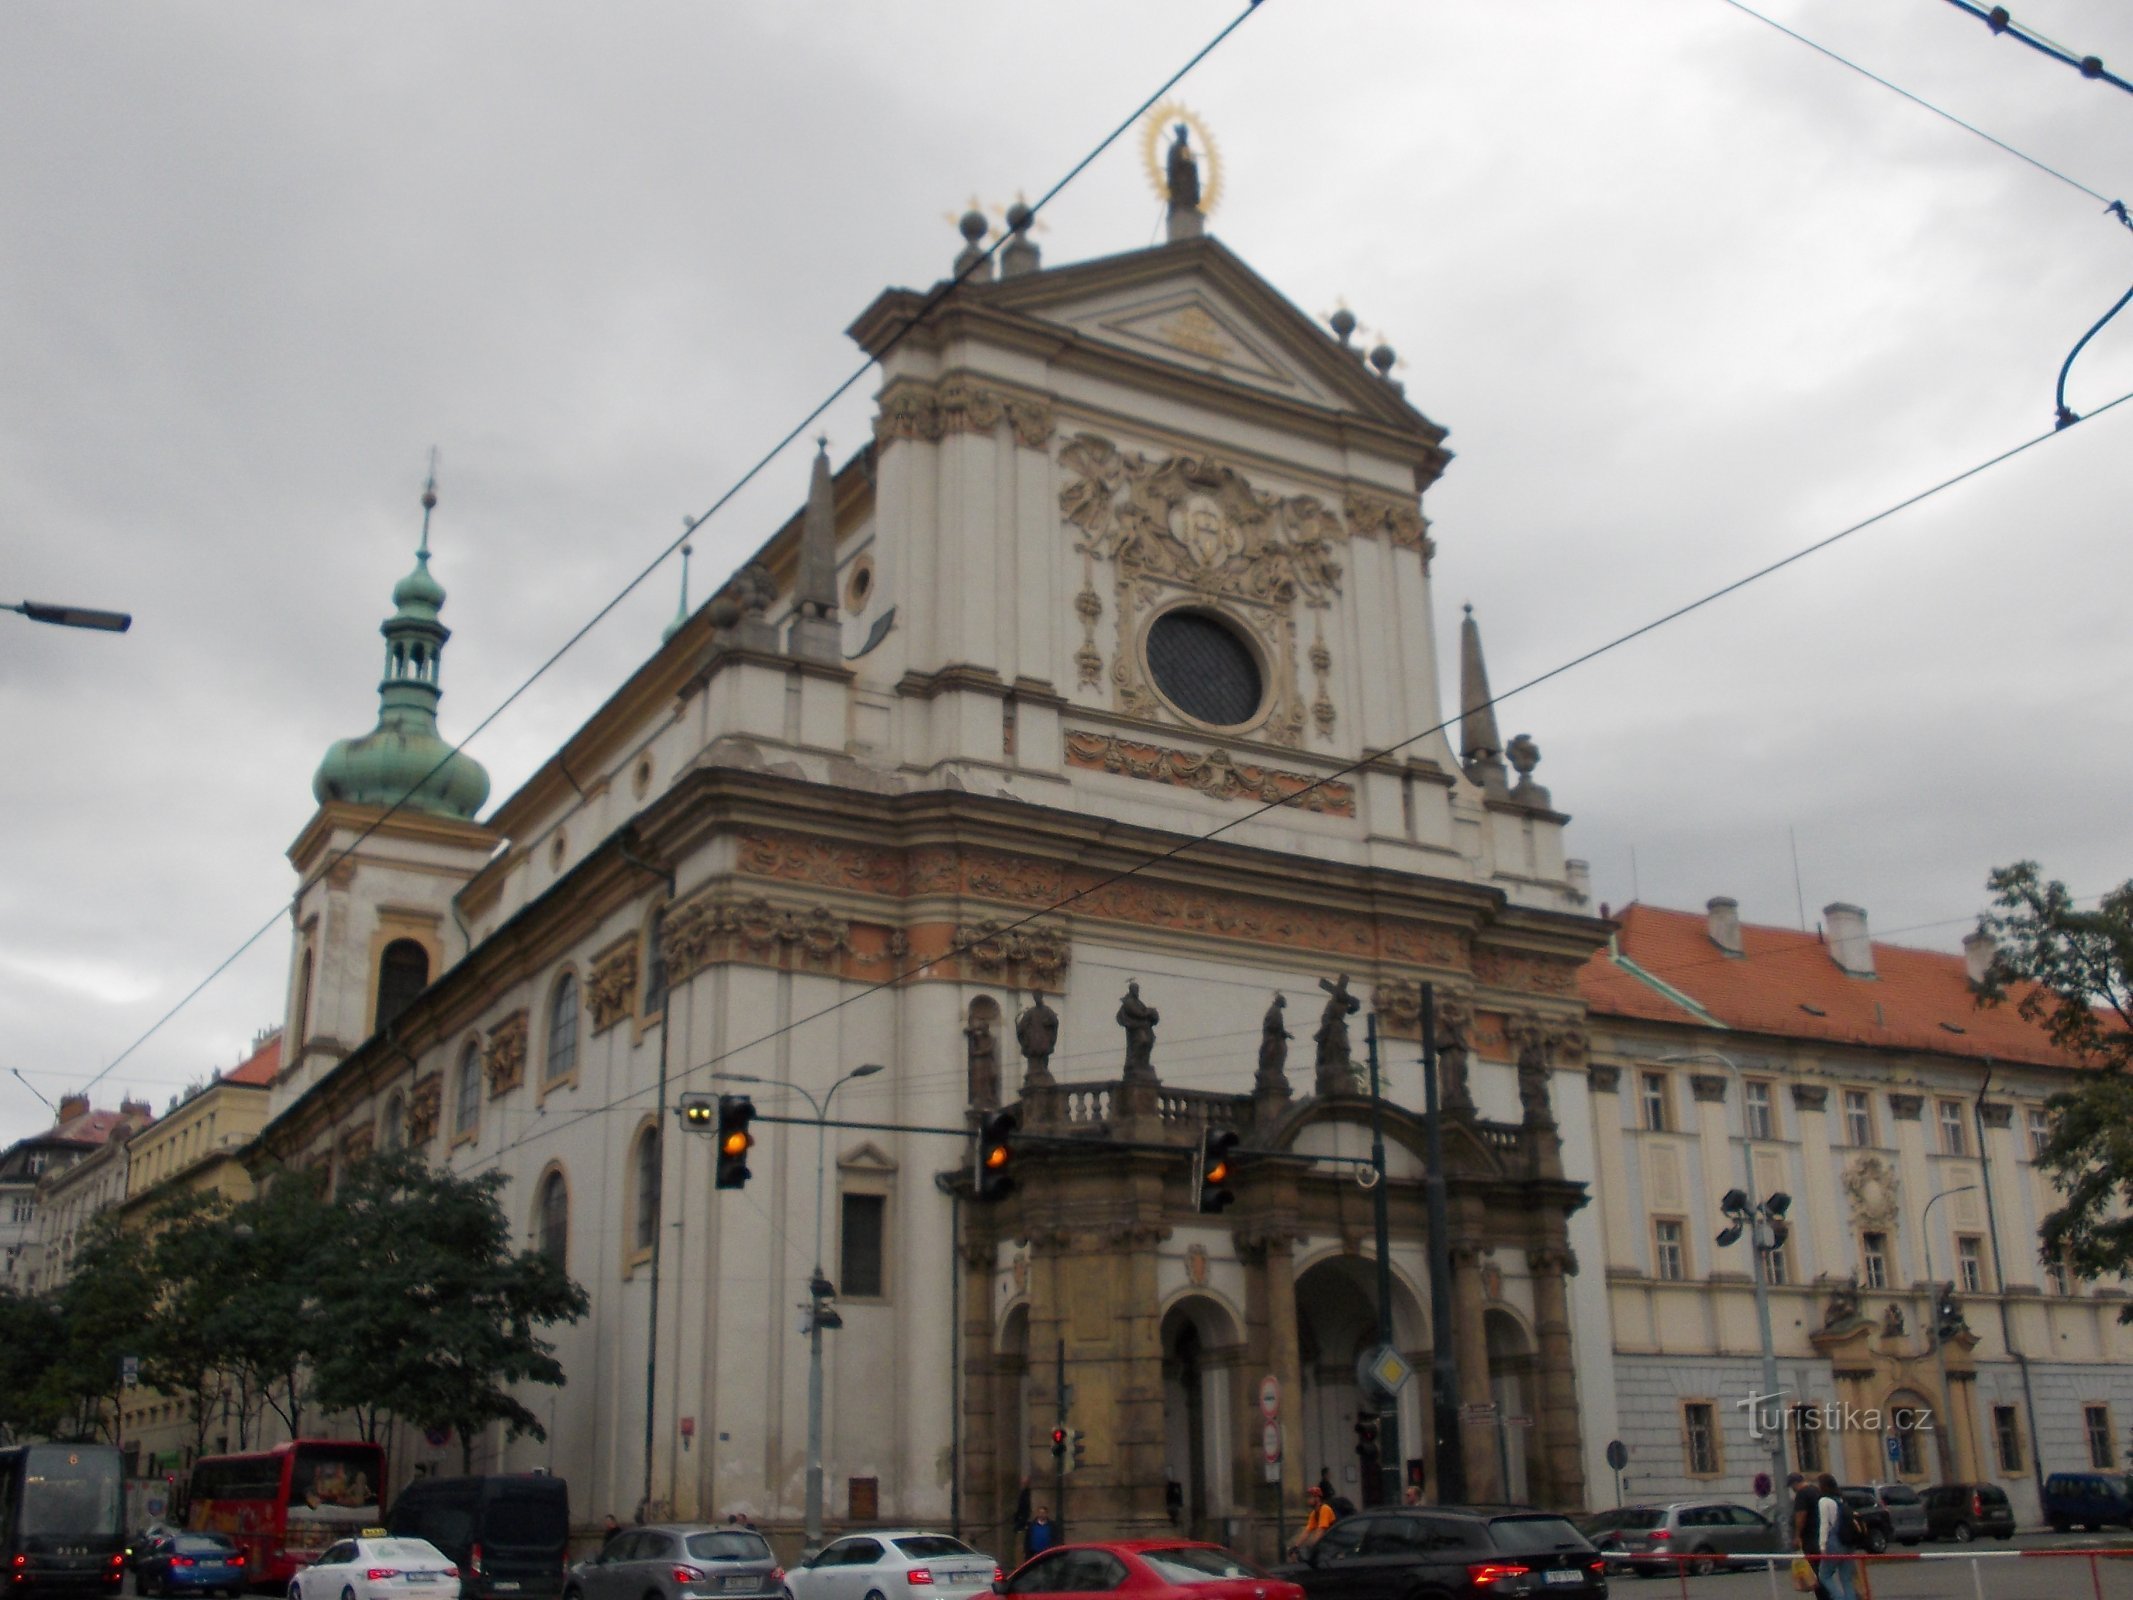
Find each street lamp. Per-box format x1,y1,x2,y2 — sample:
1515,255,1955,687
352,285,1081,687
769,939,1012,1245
1920,1184,1980,1480
1659,1051,1788,1524
714,1061,884,1555
7,600,132,633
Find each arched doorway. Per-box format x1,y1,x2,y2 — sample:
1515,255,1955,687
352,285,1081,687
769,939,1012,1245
1885,1387,1932,1481
1161,1296,1241,1541
1485,1310,1535,1504
994,1303,1031,1547
1293,1257,1426,1507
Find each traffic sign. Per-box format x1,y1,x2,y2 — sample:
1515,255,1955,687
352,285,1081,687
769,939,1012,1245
1886,1435,1902,1464
1262,1423,1282,1463
1605,1440,1629,1471
1259,1375,1281,1421
1358,1344,1413,1401
1461,1400,1498,1421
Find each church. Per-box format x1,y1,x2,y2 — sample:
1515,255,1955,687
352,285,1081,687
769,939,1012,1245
257,132,1615,1557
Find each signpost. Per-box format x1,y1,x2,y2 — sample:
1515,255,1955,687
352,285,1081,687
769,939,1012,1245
1606,1439,1629,1509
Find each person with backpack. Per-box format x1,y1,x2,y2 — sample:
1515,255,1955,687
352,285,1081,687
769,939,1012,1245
1290,1485,1336,1558
1815,1474,1862,1600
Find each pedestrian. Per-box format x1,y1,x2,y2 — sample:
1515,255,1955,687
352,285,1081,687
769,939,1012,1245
1401,1485,1421,1508
602,1515,622,1548
1815,1474,1861,1600
1024,1505,1055,1559
1012,1476,1032,1549
1787,1473,1830,1600
1290,1485,1335,1559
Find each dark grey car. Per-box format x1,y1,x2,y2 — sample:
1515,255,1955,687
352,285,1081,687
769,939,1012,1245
566,1528,780,1600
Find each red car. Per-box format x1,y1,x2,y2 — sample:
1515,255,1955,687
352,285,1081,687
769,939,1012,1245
1001,1542,1304,1600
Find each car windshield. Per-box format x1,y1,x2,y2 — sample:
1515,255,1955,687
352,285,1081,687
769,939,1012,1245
1880,1487,1921,1506
1583,1510,1664,1532
892,1538,975,1561
371,1543,440,1563
686,1534,771,1563
1487,1517,1591,1555
1136,1548,1262,1582
174,1537,235,1555
19,1449,122,1538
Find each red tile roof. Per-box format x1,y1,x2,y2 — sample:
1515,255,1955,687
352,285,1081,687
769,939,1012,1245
51,1108,136,1145
1579,903,2079,1070
223,1032,281,1089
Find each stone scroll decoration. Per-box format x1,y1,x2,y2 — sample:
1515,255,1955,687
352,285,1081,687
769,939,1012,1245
484,1011,528,1098
660,890,855,987
1058,433,1346,748
951,917,1071,987
874,377,1054,450
587,943,640,1034
406,1074,444,1148
1064,729,1355,815
1343,488,1433,563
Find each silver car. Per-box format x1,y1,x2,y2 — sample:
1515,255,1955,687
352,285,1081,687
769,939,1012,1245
1856,1483,1927,1546
566,1527,781,1600
1581,1501,1776,1575
785,1533,1000,1600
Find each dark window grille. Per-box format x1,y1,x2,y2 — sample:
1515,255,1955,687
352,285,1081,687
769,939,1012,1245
1146,611,1262,726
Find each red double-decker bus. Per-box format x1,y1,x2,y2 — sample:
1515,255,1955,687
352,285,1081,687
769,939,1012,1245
185,1441,386,1587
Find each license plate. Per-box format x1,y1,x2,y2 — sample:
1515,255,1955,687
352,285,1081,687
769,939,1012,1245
721,1579,759,1592
406,1577,439,1585
1544,1572,1583,1586
492,1585,520,1592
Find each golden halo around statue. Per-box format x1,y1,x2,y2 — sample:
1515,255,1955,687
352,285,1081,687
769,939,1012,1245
1141,100,1223,216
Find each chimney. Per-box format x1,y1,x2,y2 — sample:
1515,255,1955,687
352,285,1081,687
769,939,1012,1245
119,1098,152,1125
1824,902,1875,977
1706,896,1744,956
56,1092,89,1125
1963,930,1996,985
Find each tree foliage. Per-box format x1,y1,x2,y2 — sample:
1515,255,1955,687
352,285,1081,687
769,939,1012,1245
1977,861,2133,1312
0,1286,68,1442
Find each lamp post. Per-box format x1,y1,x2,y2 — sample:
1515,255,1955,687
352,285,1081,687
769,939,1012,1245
7,600,132,632
1659,1051,1787,1522
715,1061,883,1555
1920,1184,1980,1480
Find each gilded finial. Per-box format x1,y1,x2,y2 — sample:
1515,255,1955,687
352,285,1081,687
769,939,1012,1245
419,446,439,556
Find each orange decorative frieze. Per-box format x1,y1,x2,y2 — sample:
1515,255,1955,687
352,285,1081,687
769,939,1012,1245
1064,730,1355,816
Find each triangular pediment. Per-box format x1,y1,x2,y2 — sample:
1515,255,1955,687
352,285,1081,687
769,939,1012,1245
967,236,1444,444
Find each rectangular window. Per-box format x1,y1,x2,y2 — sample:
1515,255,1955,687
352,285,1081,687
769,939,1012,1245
1746,1080,1776,1141
1994,1406,2024,1473
839,1192,886,1300
1684,1402,1721,1476
2028,1107,2052,1161
1958,1235,1985,1294
1654,1218,1687,1282
1791,1405,1823,1473
1762,1240,1789,1286
1939,1100,1969,1157
847,1477,879,1522
1844,1090,1874,1148
2086,1405,2115,1470
2047,1254,2072,1296
1642,1073,1670,1133
1862,1231,1889,1290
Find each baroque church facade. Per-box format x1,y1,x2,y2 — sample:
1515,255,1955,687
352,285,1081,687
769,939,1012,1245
262,173,1617,1555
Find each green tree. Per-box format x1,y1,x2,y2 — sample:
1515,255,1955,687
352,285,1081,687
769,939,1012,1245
308,1150,588,1471
46,1217,158,1442
0,1286,67,1442
141,1190,246,1460
1977,862,2133,1314
216,1168,333,1443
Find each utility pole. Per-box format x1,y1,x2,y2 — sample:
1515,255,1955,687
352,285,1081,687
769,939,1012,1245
1419,985,1463,1503
1364,1014,1402,1507
1055,1339,1068,1542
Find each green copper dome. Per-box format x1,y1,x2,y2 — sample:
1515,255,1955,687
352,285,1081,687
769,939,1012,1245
312,480,489,821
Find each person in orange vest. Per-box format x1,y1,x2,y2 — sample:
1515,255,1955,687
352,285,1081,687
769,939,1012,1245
1290,1485,1336,1558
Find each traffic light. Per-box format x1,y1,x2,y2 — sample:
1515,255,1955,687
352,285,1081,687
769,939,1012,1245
679,1094,716,1130
1935,1282,1964,1342
1196,1128,1239,1213
975,1110,1017,1202
1069,1429,1087,1473
1050,1426,1068,1462
715,1095,756,1190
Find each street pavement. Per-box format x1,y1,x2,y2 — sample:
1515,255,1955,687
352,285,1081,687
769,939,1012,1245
1622,1530,2133,1600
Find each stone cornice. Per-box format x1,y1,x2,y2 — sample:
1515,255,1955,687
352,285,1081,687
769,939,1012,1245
287,800,500,879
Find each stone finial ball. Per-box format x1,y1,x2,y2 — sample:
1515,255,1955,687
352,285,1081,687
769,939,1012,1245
960,209,987,243
1369,343,1396,375
1329,308,1357,341
1006,202,1033,232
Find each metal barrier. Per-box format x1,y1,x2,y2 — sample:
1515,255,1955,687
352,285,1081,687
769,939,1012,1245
1611,1544,2133,1600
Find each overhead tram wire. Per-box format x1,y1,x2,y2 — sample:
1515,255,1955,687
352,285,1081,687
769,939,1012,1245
455,390,2133,1172
1716,0,2128,216
76,0,1271,1097
1935,0,2133,99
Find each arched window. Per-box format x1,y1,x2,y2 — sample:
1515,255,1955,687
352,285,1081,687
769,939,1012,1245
642,912,668,1016
537,1169,569,1267
375,939,430,1031
633,1126,661,1254
294,949,314,1044
545,973,579,1083
454,1040,481,1138
381,1091,406,1153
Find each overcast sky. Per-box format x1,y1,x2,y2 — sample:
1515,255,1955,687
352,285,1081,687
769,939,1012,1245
5,1,2131,1148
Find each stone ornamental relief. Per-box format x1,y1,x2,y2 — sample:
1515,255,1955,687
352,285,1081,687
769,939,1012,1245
874,377,1054,449
483,1010,529,1097
1844,1153,1901,1226
1059,433,1346,749
587,943,639,1034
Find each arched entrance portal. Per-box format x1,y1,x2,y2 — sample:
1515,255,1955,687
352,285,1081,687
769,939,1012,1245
1485,1310,1535,1504
994,1303,1031,1539
1294,1257,1426,1507
1161,1297,1241,1541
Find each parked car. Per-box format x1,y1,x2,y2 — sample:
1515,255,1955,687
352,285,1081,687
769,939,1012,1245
2042,1472,2133,1533
1835,1490,1892,1555
1275,1506,1606,1599
1008,1543,1302,1600
389,1475,571,1600
130,1526,181,1575
136,1533,247,1597
287,1536,460,1600
1578,1503,1774,1576
565,1526,781,1600
1846,1484,1924,1547
788,1533,998,1600
1922,1484,2016,1543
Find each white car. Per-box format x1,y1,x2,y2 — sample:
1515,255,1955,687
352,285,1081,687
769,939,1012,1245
290,1537,462,1600
786,1533,1000,1600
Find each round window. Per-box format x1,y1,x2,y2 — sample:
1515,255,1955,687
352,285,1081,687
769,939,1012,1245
1145,609,1263,727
